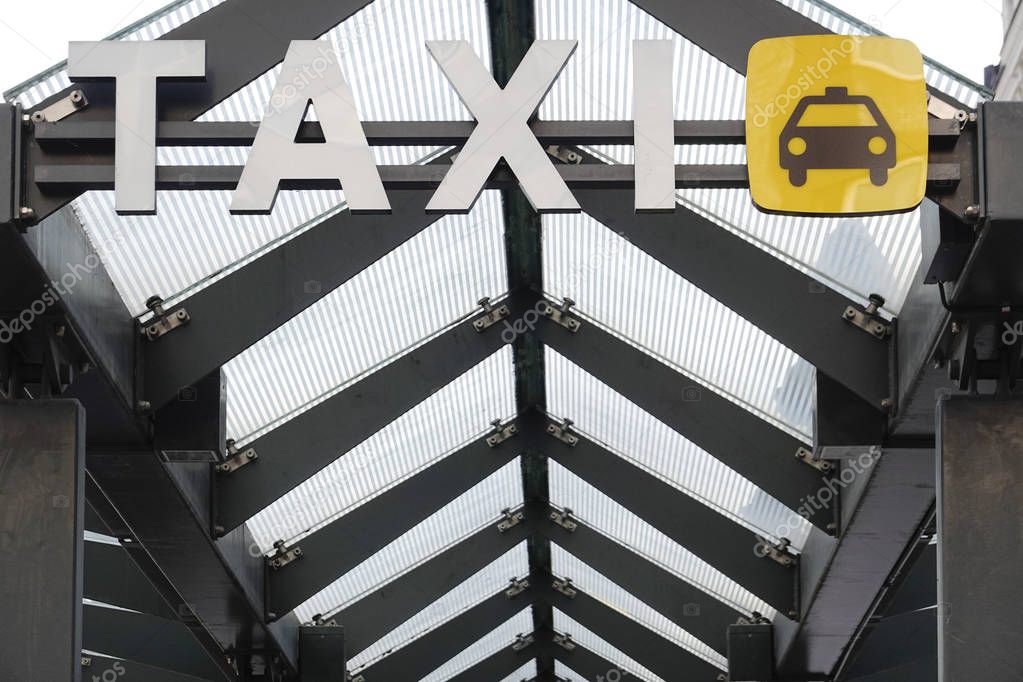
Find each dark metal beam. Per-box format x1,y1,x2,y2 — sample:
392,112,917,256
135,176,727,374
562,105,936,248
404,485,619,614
215,315,509,531
336,507,534,657
82,654,213,682
0,400,85,682
542,512,744,657
142,190,440,409
353,588,533,681
84,540,179,620
299,625,345,682
533,309,831,531
445,643,538,682
572,188,892,410
546,634,642,682
538,417,795,615
267,427,523,617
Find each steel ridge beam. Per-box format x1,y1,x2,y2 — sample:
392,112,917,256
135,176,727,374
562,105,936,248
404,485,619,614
214,310,512,531
572,187,893,410
82,654,214,682
141,189,440,409
336,506,535,657
539,511,745,657
532,414,796,615
537,578,723,682
84,540,180,620
531,309,832,531
266,426,524,617
354,586,534,681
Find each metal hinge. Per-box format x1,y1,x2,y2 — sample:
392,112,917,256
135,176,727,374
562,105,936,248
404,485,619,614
553,632,577,651
472,296,510,332
546,145,583,164
497,507,524,533
505,576,530,598
754,536,796,568
842,294,890,340
141,295,190,341
268,540,303,570
512,633,535,652
552,577,577,599
30,89,88,124
794,446,833,473
217,439,258,474
550,507,578,533
486,418,518,447
546,418,579,447
540,297,581,332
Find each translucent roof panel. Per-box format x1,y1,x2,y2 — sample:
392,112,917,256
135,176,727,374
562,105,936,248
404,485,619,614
555,660,586,681
549,459,774,619
348,542,529,671
293,459,523,622
500,661,538,682
420,609,535,682
551,544,725,668
552,610,664,682
543,213,812,437
247,347,515,550
546,347,812,548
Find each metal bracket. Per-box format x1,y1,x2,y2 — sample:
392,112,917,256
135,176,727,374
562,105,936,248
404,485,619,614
268,540,303,570
842,294,891,340
546,418,579,447
472,296,510,332
512,633,535,652
549,507,578,533
216,439,258,474
486,418,518,447
754,536,796,568
311,613,339,627
553,632,577,651
794,446,834,473
552,577,577,599
546,145,584,164
80,656,92,667
736,611,771,626
540,297,581,332
30,89,88,124
349,675,365,682
141,296,190,341
927,93,975,129
505,576,530,598
497,507,524,533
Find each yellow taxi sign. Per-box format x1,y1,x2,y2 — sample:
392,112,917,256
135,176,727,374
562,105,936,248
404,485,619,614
745,36,928,216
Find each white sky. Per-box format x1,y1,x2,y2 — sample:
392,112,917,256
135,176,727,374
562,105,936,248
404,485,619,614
0,0,1005,97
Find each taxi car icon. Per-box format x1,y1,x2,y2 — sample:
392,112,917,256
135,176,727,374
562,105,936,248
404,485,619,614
779,87,896,187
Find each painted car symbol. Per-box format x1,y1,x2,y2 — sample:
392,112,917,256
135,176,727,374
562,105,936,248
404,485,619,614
779,87,896,187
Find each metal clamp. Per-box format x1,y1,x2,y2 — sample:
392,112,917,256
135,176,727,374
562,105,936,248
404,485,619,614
546,418,579,447
311,613,338,627
794,446,833,473
268,540,303,570
497,507,524,533
546,145,583,165
349,675,365,682
217,439,258,474
736,611,770,626
141,296,190,341
540,297,581,332
472,296,510,332
512,633,535,652
552,577,577,599
842,294,890,340
754,536,796,568
505,577,530,598
550,508,578,533
553,632,577,651
30,89,88,124
486,418,518,447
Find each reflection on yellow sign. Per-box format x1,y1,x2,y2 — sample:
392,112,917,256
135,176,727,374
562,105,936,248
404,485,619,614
745,36,928,215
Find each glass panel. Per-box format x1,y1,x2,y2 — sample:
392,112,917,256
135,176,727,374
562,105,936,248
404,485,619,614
420,610,535,682
552,609,665,682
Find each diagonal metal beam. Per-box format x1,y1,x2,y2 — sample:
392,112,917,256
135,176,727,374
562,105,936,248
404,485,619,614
445,642,538,682
215,315,510,531
142,190,440,408
354,587,534,681
84,540,179,620
336,507,534,657
547,634,644,682
539,579,723,682
538,415,796,615
572,188,891,410
532,307,832,530
82,655,214,682
266,427,523,618
541,512,744,657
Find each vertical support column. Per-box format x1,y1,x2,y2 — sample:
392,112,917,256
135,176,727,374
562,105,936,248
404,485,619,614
0,400,86,681
299,625,345,681
937,396,1023,680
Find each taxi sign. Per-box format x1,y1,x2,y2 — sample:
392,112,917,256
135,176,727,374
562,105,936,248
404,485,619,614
745,36,928,216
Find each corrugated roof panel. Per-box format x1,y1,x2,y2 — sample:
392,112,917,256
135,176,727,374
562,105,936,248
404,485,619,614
246,346,515,551
420,609,535,682
552,609,664,682
348,542,529,671
548,459,775,619
292,459,523,623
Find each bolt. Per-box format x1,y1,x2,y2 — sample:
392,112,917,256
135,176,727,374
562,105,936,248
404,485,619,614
213,525,225,537
30,111,45,124
136,400,152,413
18,206,34,219
951,322,961,335
477,296,492,312
844,307,856,319
880,398,894,414
70,90,85,105
964,204,981,220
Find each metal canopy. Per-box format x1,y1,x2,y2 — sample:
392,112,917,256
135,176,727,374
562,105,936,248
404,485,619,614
0,0,998,680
